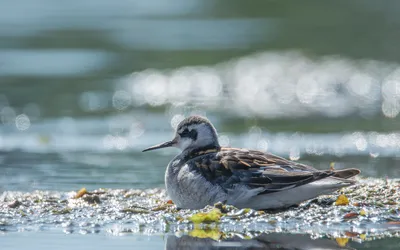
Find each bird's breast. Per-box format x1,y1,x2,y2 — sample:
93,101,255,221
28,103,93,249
165,160,227,209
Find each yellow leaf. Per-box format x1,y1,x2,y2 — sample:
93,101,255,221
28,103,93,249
189,228,222,241
360,234,366,240
360,209,367,216
189,208,222,224
75,188,87,198
243,208,251,213
335,238,349,247
335,194,349,206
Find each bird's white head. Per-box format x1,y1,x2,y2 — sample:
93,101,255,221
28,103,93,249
142,115,220,153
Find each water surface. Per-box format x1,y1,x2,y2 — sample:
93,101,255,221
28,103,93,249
1,1,400,249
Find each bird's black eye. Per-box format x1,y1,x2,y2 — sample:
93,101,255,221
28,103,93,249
180,128,190,136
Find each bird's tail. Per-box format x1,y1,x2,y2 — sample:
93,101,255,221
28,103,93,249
332,168,361,179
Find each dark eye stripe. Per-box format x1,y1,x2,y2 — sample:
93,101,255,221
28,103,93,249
180,129,197,140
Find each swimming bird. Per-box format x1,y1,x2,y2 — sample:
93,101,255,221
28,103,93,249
142,116,360,210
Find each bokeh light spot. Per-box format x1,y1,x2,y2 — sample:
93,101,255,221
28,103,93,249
382,101,399,118
15,114,31,131
128,122,145,139
1,106,16,125
112,90,132,110
218,134,230,147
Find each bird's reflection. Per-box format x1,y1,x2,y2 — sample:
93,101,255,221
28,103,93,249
166,230,352,250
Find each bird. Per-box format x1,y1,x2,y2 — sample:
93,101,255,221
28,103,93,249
166,233,353,250
142,115,360,210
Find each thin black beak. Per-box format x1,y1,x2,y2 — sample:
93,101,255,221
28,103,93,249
142,139,176,152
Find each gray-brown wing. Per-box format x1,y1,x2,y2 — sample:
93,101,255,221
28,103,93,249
189,147,334,194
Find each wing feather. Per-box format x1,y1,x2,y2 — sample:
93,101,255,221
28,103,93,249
189,147,335,195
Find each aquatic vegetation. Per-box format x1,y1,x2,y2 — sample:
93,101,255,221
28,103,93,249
188,227,223,241
0,178,399,245
188,208,222,224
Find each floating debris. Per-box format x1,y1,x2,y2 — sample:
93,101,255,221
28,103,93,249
121,208,150,214
7,200,21,209
335,194,350,206
343,212,358,220
0,178,399,244
52,208,72,215
188,208,222,224
82,195,101,204
75,188,87,199
335,237,349,247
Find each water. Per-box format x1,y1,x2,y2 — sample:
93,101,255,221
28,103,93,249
1,1,400,249
1,232,165,250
